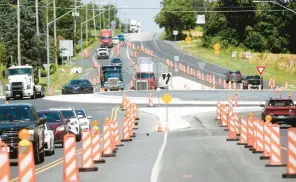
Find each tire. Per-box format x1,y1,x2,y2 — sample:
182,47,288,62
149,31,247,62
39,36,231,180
6,97,10,101
51,141,55,155
31,89,36,99
34,141,44,164
76,134,81,142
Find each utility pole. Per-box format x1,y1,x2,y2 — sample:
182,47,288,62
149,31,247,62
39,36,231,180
92,1,97,39
17,0,21,65
99,4,101,30
85,6,88,45
108,0,110,28
53,0,57,65
35,0,39,36
73,0,77,57
114,0,117,23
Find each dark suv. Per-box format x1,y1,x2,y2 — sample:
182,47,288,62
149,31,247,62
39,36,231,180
260,98,296,127
0,103,46,164
225,70,243,83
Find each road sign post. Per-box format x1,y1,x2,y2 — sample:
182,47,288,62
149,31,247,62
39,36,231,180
162,93,172,126
174,56,179,76
256,65,266,88
173,30,178,42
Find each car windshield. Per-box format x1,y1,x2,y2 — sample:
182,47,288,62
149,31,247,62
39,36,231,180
0,106,33,122
246,75,260,79
60,110,75,119
67,80,82,85
101,36,111,40
37,112,61,122
98,48,107,52
111,59,121,63
75,110,86,118
229,71,241,74
137,73,154,79
269,100,294,107
8,68,32,76
113,37,118,40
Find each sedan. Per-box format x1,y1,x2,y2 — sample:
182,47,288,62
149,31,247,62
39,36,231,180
62,79,94,94
37,110,69,146
110,58,122,66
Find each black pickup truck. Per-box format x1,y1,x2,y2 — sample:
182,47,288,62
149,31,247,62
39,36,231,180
0,103,46,164
242,75,263,89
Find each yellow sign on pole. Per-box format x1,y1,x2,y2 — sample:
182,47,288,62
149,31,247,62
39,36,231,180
213,43,221,55
185,36,191,44
162,93,172,104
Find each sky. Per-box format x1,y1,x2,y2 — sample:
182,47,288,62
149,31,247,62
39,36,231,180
81,0,162,32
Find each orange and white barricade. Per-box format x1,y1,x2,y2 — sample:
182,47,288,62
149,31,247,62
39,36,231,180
282,128,296,178
102,120,116,157
79,130,98,172
216,102,221,120
121,117,133,142
234,114,240,135
113,121,124,147
252,120,264,153
219,104,228,127
63,134,79,181
237,117,248,145
245,116,254,149
91,121,105,164
260,122,271,160
18,129,36,182
265,124,286,167
226,115,239,141
147,92,155,107
0,141,10,182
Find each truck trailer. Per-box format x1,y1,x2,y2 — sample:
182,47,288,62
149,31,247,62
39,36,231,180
100,29,113,48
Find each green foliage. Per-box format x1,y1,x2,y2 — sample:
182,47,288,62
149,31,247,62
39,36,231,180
156,0,296,53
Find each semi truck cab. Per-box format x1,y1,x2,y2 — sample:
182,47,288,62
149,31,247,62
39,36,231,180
101,65,124,91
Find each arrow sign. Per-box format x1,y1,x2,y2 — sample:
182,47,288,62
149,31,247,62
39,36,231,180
162,73,166,80
256,65,266,76
166,73,171,84
198,62,206,70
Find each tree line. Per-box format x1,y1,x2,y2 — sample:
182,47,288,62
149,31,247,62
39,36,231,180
155,0,296,54
0,0,123,69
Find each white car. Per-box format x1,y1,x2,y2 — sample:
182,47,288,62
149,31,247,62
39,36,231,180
49,108,82,141
44,123,55,156
97,48,109,59
75,109,92,131
112,37,119,45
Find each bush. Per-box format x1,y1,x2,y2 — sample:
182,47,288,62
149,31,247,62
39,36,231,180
40,64,57,77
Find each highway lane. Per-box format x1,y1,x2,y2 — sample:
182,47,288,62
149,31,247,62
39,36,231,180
95,89,296,102
157,111,292,182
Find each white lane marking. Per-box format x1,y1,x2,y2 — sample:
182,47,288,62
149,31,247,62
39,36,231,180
150,131,168,182
152,33,224,77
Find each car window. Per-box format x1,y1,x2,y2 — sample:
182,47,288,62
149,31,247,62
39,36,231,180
268,100,294,106
60,110,75,119
113,37,118,40
75,110,86,118
0,106,33,122
68,80,82,85
38,112,61,122
229,71,241,74
99,48,107,52
111,58,121,63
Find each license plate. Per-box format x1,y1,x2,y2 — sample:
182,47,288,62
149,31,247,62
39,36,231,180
278,116,285,118
1,147,10,152
81,122,88,126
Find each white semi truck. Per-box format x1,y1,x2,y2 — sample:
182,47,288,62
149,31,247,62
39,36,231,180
129,20,139,33
4,64,45,100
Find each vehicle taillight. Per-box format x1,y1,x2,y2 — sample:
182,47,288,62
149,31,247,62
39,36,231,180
228,74,232,77
237,74,241,77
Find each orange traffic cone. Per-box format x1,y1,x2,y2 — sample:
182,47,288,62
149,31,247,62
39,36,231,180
157,121,163,132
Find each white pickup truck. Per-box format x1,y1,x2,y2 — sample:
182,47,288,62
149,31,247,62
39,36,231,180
97,48,109,59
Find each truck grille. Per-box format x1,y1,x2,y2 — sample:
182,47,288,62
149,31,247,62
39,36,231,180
108,78,118,86
0,129,21,147
136,81,148,90
100,52,106,55
11,82,23,91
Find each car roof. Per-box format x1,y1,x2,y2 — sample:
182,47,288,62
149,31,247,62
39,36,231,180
229,70,240,72
268,98,292,101
50,108,74,111
0,103,33,107
111,58,121,60
75,109,85,111
37,110,62,113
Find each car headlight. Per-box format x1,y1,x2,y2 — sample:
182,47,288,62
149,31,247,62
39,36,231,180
56,125,65,132
71,121,77,125
28,129,34,141
74,87,80,90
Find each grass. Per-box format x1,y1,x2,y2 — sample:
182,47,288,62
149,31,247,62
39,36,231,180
176,40,296,86
39,65,82,92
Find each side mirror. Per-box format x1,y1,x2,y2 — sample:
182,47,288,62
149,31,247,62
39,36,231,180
87,116,92,119
77,115,84,119
39,117,46,124
260,104,265,107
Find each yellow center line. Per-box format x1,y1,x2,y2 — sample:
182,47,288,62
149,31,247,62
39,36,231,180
10,106,119,182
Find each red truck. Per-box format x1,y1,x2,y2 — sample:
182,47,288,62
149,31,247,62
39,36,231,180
100,29,113,48
260,98,296,127
132,63,157,90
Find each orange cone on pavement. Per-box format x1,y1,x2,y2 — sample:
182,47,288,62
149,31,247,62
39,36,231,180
165,123,169,132
63,134,80,182
157,121,163,132
121,93,127,110
147,93,156,107
79,130,98,172
91,121,105,164
102,119,116,157
237,117,248,145
113,121,124,147
18,129,36,182
282,128,296,178
0,141,10,182
260,121,272,160
226,115,239,141
121,117,133,142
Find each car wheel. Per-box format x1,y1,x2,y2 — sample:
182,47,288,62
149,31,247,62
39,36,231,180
34,142,41,164
51,142,55,155
31,89,36,99
6,97,10,101
76,134,81,142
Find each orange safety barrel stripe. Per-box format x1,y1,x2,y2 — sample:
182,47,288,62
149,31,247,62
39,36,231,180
255,120,264,152
247,118,254,147
239,117,248,144
286,128,296,174
63,134,79,182
103,123,112,155
18,141,36,182
228,116,237,139
0,141,11,182
263,123,272,157
269,124,283,165
81,130,94,168
92,128,102,161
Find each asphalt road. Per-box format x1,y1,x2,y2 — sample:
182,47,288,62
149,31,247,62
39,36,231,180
157,110,292,182
0,97,161,182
